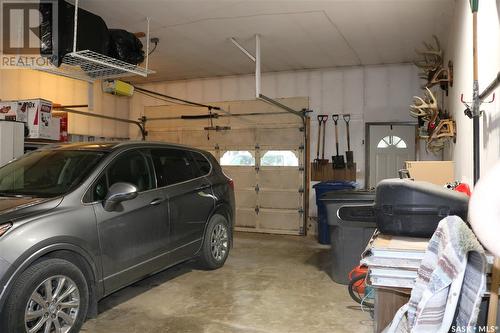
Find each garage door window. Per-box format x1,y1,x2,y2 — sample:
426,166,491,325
260,151,299,167
220,151,255,166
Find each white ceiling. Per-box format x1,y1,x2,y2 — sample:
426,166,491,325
79,0,455,82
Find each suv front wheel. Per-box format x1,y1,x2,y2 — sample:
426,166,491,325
1,258,89,333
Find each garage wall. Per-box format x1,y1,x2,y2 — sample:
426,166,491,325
130,63,422,188
444,0,500,185
0,69,130,138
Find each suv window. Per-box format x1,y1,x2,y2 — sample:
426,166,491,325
0,150,105,198
190,151,211,177
107,150,154,192
92,174,108,202
151,149,197,187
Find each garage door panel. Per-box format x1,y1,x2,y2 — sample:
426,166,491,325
147,131,180,143
259,168,301,190
181,130,210,146
212,129,256,147
235,208,257,228
235,189,257,208
257,127,302,146
259,190,300,209
145,97,308,236
222,167,255,188
259,209,301,232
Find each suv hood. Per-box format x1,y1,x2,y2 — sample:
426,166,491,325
0,196,63,224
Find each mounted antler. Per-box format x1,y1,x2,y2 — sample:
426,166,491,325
415,35,442,73
414,35,452,92
409,88,438,120
426,119,456,153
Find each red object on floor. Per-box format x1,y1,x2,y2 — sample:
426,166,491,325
455,183,471,197
349,265,368,294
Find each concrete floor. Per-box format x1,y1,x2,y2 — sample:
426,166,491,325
82,232,373,333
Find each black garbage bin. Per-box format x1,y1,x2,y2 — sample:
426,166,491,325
320,190,377,285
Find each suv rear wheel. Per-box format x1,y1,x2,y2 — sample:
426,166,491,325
1,258,89,333
199,214,231,269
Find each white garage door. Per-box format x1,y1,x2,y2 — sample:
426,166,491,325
145,97,308,235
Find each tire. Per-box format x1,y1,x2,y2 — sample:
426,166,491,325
1,258,89,333
198,214,231,270
348,273,374,308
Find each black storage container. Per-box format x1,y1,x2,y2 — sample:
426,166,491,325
320,190,377,284
374,179,469,238
40,0,111,66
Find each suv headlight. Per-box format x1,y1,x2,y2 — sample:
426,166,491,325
0,223,12,237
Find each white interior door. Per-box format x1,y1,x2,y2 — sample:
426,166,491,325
369,125,416,188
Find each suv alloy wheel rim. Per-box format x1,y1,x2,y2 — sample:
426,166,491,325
211,223,229,262
24,275,80,333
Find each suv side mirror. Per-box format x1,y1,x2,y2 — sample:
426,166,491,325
103,182,138,212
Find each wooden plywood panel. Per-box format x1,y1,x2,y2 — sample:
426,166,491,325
0,69,128,139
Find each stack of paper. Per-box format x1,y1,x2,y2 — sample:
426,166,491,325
361,232,429,289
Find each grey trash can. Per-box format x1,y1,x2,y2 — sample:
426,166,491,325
320,190,377,285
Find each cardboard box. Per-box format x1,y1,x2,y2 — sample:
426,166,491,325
16,100,33,123
20,99,53,139
405,161,455,186
49,117,61,141
0,101,20,121
52,111,68,142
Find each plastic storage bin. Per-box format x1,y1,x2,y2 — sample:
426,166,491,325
320,190,376,284
313,181,357,244
374,179,469,237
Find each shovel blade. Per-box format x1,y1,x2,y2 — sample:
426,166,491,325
346,151,354,168
332,155,345,169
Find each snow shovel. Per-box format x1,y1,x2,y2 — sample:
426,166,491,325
332,114,345,169
343,114,354,168
314,115,329,168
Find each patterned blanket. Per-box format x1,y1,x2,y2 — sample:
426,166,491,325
384,216,487,333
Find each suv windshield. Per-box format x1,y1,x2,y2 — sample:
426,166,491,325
0,150,106,198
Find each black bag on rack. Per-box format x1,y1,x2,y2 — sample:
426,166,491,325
40,0,111,67
109,29,145,65
374,179,469,237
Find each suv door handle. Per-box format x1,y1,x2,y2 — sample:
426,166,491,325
150,198,165,206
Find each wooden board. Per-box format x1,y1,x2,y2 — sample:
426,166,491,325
311,162,356,181
374,287,411,333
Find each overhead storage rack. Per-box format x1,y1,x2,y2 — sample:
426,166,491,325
26,0,154,82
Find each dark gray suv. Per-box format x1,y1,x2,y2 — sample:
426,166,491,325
0,142,235,333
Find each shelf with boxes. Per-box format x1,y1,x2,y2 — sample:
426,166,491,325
0,99,62,141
